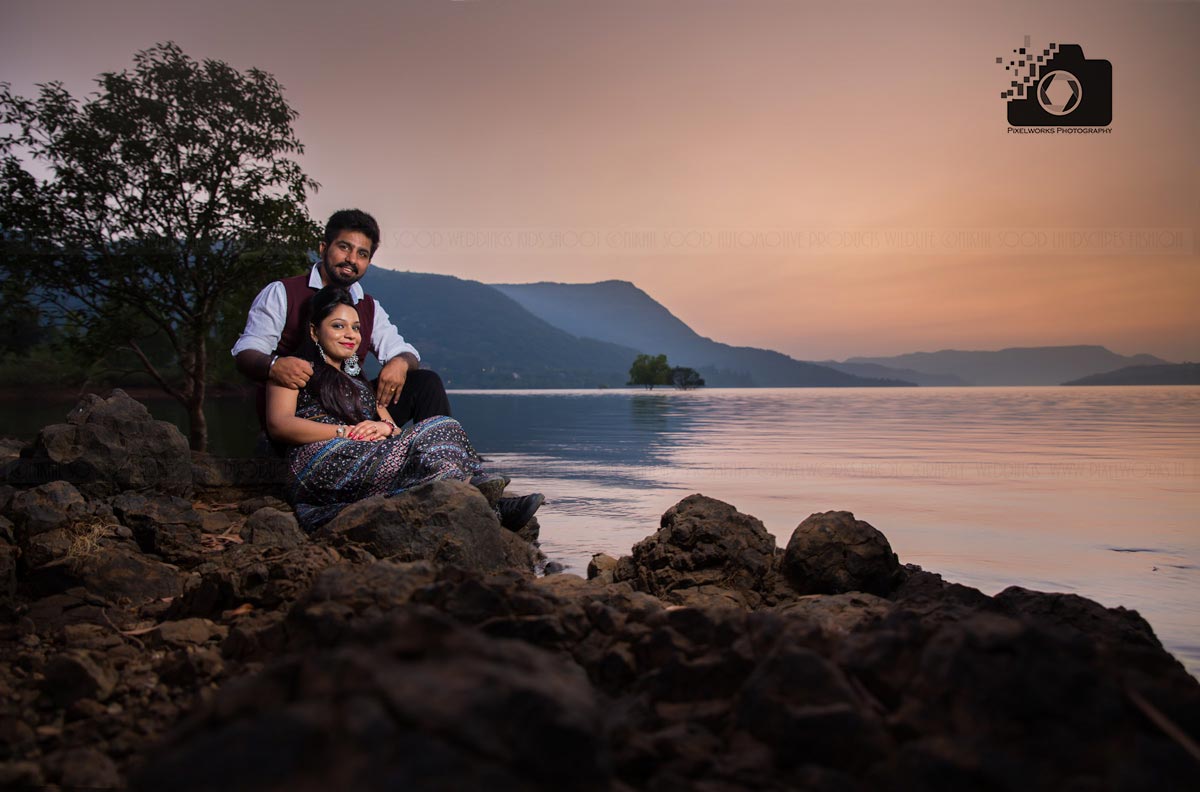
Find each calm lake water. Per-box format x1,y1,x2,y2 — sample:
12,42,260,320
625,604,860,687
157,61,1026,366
8,386,1200,675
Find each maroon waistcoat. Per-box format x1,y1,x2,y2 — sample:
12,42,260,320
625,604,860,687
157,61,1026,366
256,274,377,428
275,274,375,360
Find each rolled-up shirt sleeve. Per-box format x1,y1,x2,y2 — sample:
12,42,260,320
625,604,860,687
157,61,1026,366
230,281,287,357
372,301,420,364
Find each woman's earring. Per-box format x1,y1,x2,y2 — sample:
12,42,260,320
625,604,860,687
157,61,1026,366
317,344,330,364
344,353,361,377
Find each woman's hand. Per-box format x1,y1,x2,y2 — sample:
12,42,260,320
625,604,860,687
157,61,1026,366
348,420,392,441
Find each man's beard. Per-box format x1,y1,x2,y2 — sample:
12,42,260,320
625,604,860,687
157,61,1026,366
322,256,362,288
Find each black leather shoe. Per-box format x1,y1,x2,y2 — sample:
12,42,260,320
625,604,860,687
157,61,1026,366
495,493,545,530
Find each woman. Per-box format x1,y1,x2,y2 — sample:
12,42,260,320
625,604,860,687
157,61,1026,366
266,286,544,533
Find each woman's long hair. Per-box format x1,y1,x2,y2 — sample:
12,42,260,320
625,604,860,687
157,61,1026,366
306,286,373,425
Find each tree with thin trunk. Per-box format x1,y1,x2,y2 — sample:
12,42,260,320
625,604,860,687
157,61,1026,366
0,42,319,450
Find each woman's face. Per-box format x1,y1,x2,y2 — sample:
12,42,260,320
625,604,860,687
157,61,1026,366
311,304,361,365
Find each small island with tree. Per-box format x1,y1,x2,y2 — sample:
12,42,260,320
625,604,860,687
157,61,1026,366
628,353,705,390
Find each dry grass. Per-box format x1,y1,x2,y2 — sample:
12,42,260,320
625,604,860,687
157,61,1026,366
64,516,117,561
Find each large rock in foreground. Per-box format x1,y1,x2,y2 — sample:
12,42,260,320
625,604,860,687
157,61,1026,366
14,390,192,498
613,494,777,608
317,480,537,574
8,481,92,540
782,510,901,596
132,607,611,792
24,542,183,602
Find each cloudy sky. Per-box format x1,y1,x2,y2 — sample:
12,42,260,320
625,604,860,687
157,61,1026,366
3,0,1197,361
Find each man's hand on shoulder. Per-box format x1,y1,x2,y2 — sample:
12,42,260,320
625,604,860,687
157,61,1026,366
377,353,417,406
270,356,314,389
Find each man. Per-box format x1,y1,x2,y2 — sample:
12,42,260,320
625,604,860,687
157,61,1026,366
232,208,450,424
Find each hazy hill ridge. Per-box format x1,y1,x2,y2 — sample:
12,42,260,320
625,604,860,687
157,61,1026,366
814,360,970,387
492,280,910,387
1062,363,1200,386
845,346,1169,386
366,274,1167,388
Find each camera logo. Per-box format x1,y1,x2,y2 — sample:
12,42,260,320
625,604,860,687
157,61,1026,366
999,37,1111,126
1037,70,1081,115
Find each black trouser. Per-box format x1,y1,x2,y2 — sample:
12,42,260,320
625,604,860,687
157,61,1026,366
383,368,452,425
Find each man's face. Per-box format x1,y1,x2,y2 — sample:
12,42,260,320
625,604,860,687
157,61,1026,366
319,230,374,288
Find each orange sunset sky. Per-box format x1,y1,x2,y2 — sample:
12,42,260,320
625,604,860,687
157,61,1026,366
3,0,1197,361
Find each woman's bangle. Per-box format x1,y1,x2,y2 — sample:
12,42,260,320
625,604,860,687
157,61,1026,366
335,425,347,438
381,419,397,437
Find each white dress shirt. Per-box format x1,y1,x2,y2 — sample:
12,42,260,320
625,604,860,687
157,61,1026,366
230,264,420,364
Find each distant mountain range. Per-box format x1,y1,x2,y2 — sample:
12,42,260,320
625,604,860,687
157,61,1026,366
360,271,1173,388
844,346,1169,386
493,281,908,387
813,360,970,387
365,270,638,388
1063,363,1200,386
363,271,903,388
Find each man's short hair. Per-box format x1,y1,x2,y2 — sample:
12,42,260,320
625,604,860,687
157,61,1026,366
324,209,381,256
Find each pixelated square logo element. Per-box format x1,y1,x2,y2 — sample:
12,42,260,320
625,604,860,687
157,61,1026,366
999,36,1112,126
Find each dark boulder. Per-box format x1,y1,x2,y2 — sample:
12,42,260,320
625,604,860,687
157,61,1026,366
132,607,611,792
8,480,89,540
110,491,205,566
889,611,1168,785
0,762,43,789
17,389,192,498
587,553,618,583
771,592,893,635
22,527,75,569
150,618,228,648
0,543,16,604
889,564,992,608
25,543,183,602
239,506,306,550
287,561,439,647
237,495,291,515
44,747,123,789
736,640,894,770
60,622,124,652
23,589,113,632
169,543,337,619
41,649,118,706
318,480,535,574
515,514,540,544
782,511,901,596
993,586,1161,652
614,495,776,607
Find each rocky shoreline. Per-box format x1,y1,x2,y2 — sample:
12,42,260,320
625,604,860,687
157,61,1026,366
1,390,1197,790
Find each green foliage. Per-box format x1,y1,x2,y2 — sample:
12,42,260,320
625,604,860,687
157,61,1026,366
628,353,672,389
0,258,42,356
0,42,320,449
670,366,705,389
628,355,706,390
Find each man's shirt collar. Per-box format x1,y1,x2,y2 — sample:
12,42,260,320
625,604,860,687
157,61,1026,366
307,264,365,303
